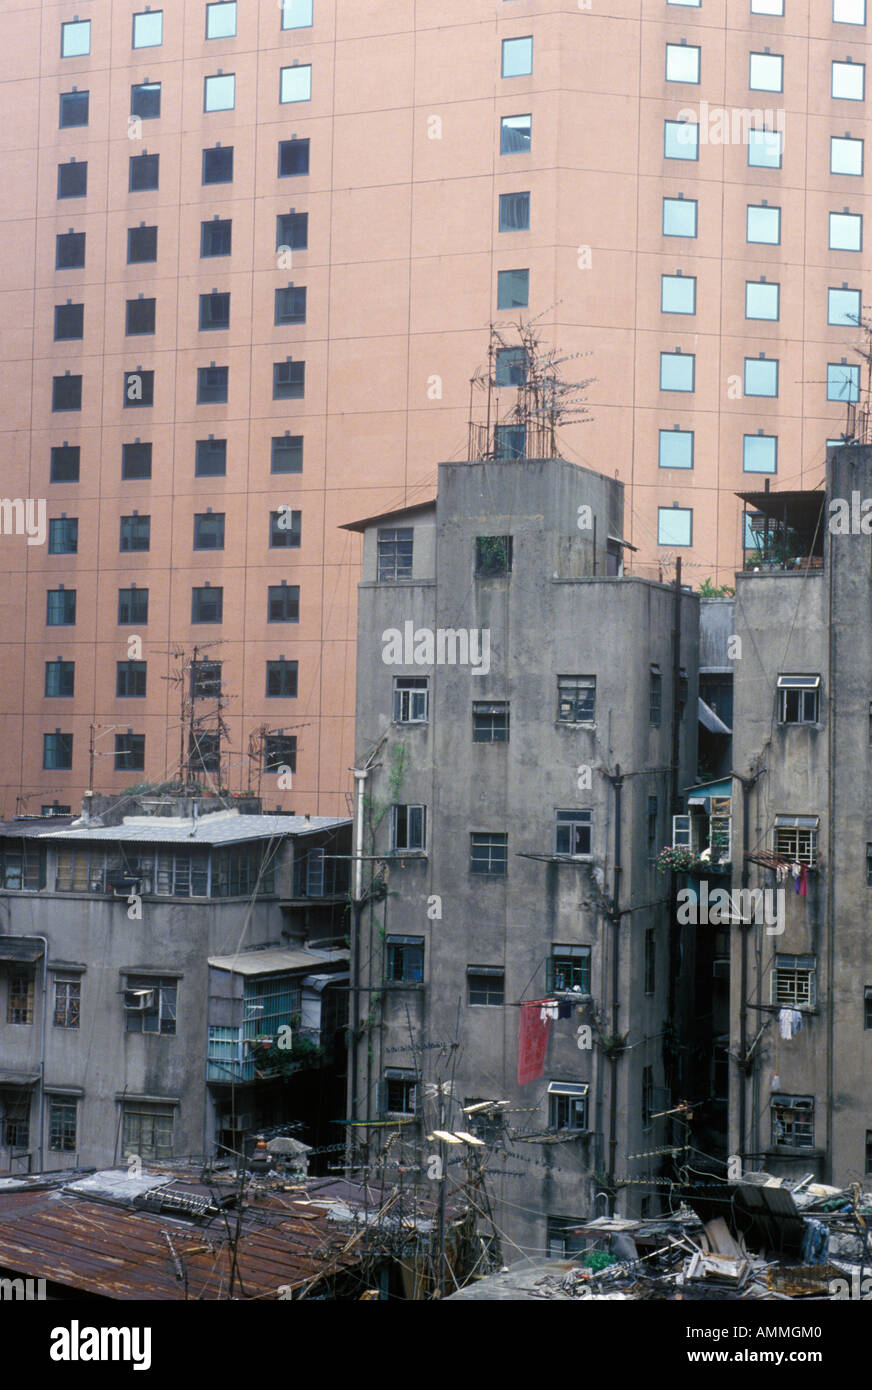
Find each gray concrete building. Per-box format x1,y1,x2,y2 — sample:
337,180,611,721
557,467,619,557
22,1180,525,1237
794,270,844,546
0,800,351,1174
344,455,700,1255
716,444,872,1187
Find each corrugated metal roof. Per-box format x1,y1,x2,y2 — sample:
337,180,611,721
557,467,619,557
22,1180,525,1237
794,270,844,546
208,947,349,975
0,937,45,964
0,1175,361,1300
32,811,350,846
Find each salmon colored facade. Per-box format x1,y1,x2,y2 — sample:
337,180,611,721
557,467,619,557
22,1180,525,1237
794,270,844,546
0,0,867,815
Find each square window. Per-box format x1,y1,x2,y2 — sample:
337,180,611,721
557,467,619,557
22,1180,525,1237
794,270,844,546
48,518,78,554
131,83,161,120
493,424,525,459
50,446,80,482
828,286,861,325
744,357,778,396
549,946,591,995
659,352,695,391
386,937,424,984
827,362,860,400
502,36,533,78
833,0,865,22
472,702,509,742
44,733,73,770
744,434,777,473
665,44,700,83
126,298,156,335
192,586,223,622
469,831,507,874
747,127,782,167
393,676,428,723
657,507,693,546
264,734,297,772
751,0,784,11
203,146,233,183
776,677,820,724
280,65,312,103
830,211,862,250
45,660,75,697
120,514,150,551
133,11,163,48
500,114,531,154
383,1072,418,1116
498,191,530,231
115,734,145,771
197,365,228,403
377,526,412,579
266,658,298,697
495,347,526,387
475,535,513,576
129,152,159,191
271,435,303,473
771,1094,814,1149
832,60,864,99
118,587,148,624
267,584,300,622
199,292,230,331
59,90,89,128
195,438,227,476
749,52,783,91
662,196,697,237
281,0,313,26
56,231,85,269
659,429,694,469
201,219,232,257
273,360,305,399
467,968,505,1006
121,442,152,479
557,675,596,723
278,138,309,176
555,810,592,858
62,20,90,58
276,212,307,250
269,508,301,546
193,512,225,549
746,280,780,319
275,286,307,325
661,274,696,314
52,374,82,411
747,204,781,243
116,660,147,697
128,225,157,262
46,589,76,624
58,159,87,198
664,120,698,160
497,268,529,309
831,136,864,175
55,303,84,340
204,74,235,111
207,2,237,39
124,369,154,406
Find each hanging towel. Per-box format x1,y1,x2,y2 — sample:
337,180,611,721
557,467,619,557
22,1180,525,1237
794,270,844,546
518,1002,551,1085
799,864,808,897
778,1007,803,1039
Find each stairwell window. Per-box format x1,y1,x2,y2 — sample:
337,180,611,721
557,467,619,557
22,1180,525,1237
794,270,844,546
377,527,413,580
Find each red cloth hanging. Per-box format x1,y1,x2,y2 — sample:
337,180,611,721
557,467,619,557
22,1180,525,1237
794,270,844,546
799,865,808,897
518,1000,551,1085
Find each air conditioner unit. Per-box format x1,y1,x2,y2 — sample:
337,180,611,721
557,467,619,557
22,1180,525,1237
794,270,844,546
123,988,155,1011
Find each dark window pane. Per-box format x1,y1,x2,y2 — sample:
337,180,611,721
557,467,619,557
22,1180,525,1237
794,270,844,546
197,366,228,402
52,375,82,411
116,661,147,697
131,83,161,119
120,514,151,551
54,303,84,340
56,232,85,269
123,370,154,406
118,587,148,624
498,191,530,231
59,91,89,128
275,286,306,325
271,435,303,473
126,298,156,334
276,212,307,250
129,152,159,191
269,509,301,547
48,517,78,554
46,589,76,624
128,225,158,262
201,219,231,256
192,586,223,622
273,360,305,399
267,584,300,622
266,659,298,697
278,138,309,176
45,661,75,698
193,512,225,549
58,160,87,198
44,733,74,769
121,442,152,479
195,438,227,476
115,734,145,771
199,292,230,330
202,146,233,184
50,446,80,482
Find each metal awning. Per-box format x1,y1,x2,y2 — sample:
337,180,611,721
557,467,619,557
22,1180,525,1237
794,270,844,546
0,938,45,964
698,698,731,736
208,947,348,977
0,1071,39,1087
